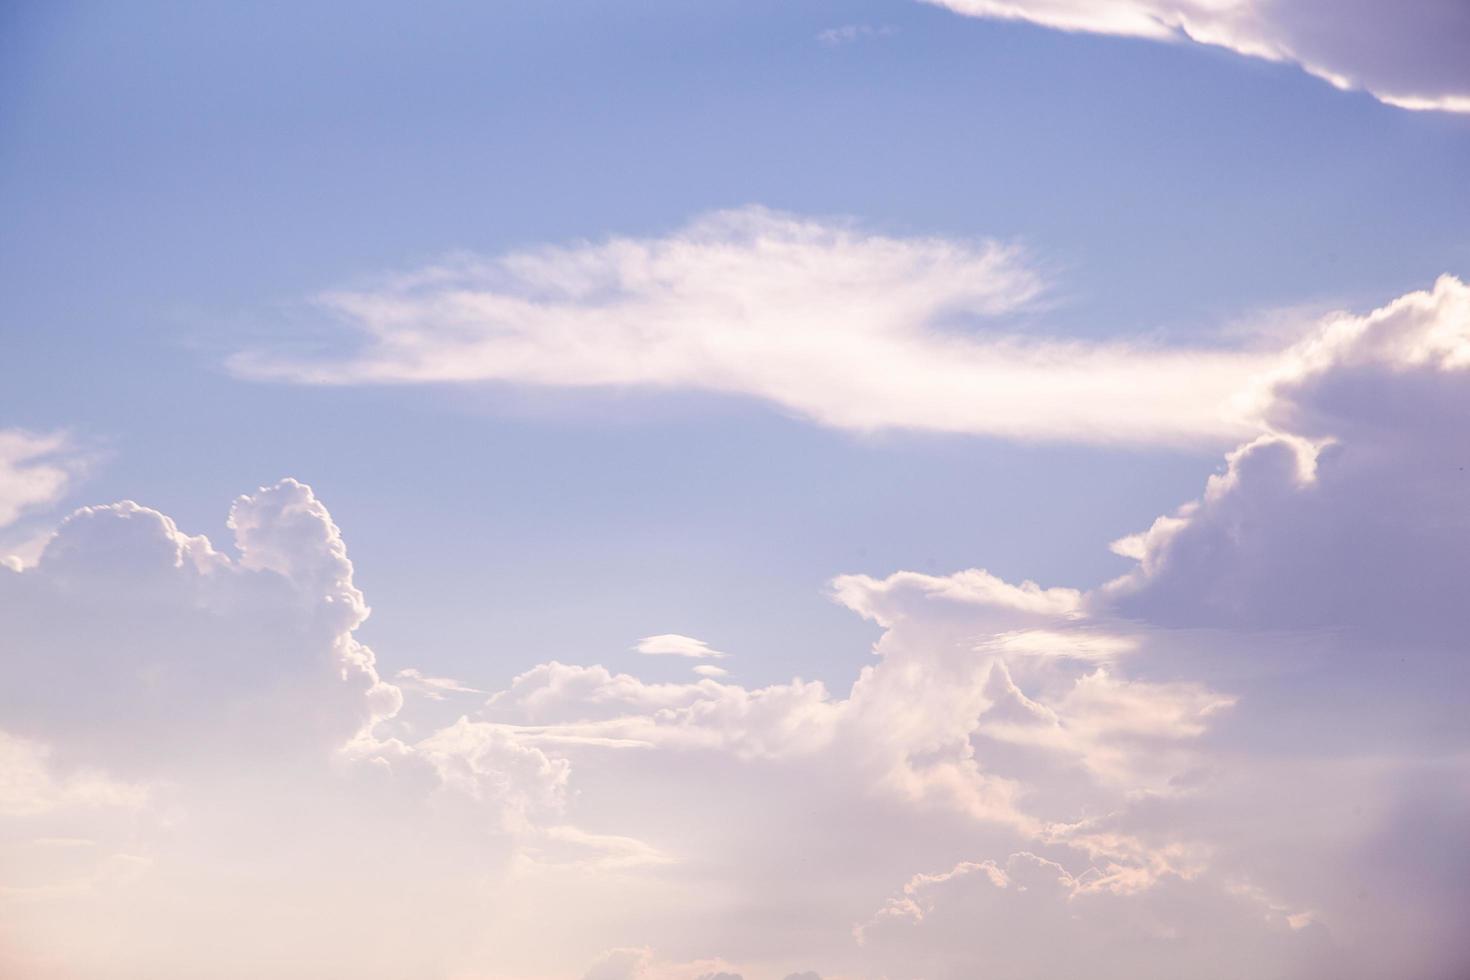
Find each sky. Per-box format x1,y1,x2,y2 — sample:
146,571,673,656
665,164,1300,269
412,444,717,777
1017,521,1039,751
1,2,1468,978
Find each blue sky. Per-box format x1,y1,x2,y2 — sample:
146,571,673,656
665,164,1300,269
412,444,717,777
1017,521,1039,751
3,3,1470,978
5,0,1467,689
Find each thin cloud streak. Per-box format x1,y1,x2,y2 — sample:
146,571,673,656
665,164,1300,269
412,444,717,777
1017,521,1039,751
232,208,1272,449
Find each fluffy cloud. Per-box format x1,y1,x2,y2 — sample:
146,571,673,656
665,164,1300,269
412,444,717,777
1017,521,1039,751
923,0,1470,112
1107,275,1470,642
451,276,1470,978
232,208,1269,447
838,275,1470,978
0,479,401,774
9,276,1470,977
0,480,587,978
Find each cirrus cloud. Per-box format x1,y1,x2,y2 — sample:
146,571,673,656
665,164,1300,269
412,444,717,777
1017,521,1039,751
231,208,1271,448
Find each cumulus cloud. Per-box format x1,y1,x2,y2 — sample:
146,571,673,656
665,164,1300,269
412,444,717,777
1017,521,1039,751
412,717,570,832
923,0,1470,112
836,274,1470,979
1106,275,1470,643
10,276,1470,978
445,276,1470,978
232,208,1270,447
0,479,401,774
0,480,596,977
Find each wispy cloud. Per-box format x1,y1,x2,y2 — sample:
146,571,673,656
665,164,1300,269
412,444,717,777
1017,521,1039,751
0,429,84,530
232,207,1271,448
394,667,485,700
816,23,895,46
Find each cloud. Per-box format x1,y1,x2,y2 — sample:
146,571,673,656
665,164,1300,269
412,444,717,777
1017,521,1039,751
922,0,1470,112
635,634,727,659
0,480,592,977
394,667,485,700
816,24,895,46
855,850,1323,979
833,274,1470,978
449,276,1470,978
1105,275,1470,643
232,208,1270,448
0,732,147,818
9,276,1470,978
0,429,86,542
0,479,401,775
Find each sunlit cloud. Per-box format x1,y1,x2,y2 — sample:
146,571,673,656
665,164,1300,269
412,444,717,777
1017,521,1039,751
923,0,1470,113
634,634,727,659
231,208,1273,448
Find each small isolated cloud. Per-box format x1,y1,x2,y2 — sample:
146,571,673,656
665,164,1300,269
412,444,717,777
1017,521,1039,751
692,664,729,678
817,23,894,46
922,0,1470,113
232,207,1271,448
0,429,86,531
635,634,727,659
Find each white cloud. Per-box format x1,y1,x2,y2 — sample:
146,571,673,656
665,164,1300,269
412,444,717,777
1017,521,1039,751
411,717,570,832
0,480,591,977
635,634,727,659
0,731,147,818
0,479,401,775
1105,274,1470,642
9,276,1470,978
922,0,1470,112
232,208,1270,448
446,276,1470,978
0,429,86,558
394,667,485,700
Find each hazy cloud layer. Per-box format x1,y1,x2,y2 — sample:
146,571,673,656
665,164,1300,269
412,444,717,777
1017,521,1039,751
7,277,1470,977
924,0,1470,112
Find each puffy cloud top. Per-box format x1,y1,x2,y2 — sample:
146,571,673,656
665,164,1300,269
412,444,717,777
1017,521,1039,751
0,479,399,774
